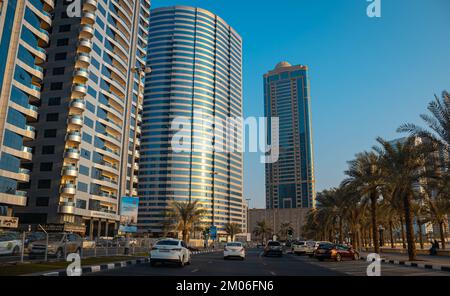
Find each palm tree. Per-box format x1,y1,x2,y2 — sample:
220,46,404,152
253,220,272,245
375,137,436,260
165,200,206,242
398,91,450,169
224,223,241,242
278,222,292,241
342,151,383,253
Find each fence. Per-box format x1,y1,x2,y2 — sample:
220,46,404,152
0,231,157,265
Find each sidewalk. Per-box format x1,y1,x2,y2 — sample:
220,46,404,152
360,251,450,272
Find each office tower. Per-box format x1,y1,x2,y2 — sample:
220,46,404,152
264,62,315,209
0,0,53,226
14,0,150,236
139,6,244,236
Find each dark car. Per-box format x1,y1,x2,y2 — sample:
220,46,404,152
314,243,359,262
263,240,283,257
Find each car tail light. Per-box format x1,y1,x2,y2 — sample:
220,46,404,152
331,249,337,255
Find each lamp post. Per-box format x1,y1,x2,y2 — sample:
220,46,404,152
378,225,384,247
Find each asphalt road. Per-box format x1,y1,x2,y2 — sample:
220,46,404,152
87,248,450,276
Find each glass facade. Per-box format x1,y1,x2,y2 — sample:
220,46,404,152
0,0,53,216
139,6,244,234
264,62,315,209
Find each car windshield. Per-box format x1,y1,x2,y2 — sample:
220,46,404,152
0,232,17,241
226,242,242,247
268,241,280,246
156,240,179,246
48,233,64,241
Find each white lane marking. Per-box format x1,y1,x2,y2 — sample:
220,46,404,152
270,271,276,276
191,268,199,273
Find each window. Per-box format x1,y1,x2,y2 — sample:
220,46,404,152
50,82,63,90
52,67,65,75
46,113,59,121
43,129,57,138
79,165,89,176
36,196,49,207
37,179,51,189
78,182,88,192
48,97,61,106
54,52,67,60
82,132,92,143
40,162,53,171
81,148,90,160
56,38,69,46
59,24,71,32
84,117,94,128
42,145,55,154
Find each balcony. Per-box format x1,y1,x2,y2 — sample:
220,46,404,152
132,175,138,183
76,53,91,68
81,11,95,25
62,166,78,177
22,125,35,140
83,0,98,11
64,148,81,160
136,126,141,134
67,115,83,127
78,38,92,53
71,83,87,97
133,162,139,171
80,24,94,39
135,138,141,147
18,168,30,182
66,131,81,143
61,183,76,195
21,146,33,161
69,98,86,112
58,202,75,214
73,68,89,83
134,150,140,159
42,0,55,10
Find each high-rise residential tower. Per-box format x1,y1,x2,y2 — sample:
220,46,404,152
14,0,150,236
139,6,244,236
0,0,53,226
264,62,315,209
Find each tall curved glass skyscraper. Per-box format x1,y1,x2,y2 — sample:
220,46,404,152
139,6,244,235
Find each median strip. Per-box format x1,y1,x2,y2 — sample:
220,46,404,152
359,255,450,273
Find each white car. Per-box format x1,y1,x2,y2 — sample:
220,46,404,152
150,238,191,267
293,241,316,256
0,232,22,256
224,242,245,260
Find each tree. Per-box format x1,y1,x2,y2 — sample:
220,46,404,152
375,137,436,260
253,220,272,245
165,200,206,242
224,223,241,242
342,151,383,253
278,222,292,241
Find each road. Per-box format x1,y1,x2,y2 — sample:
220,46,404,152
87,248,450,276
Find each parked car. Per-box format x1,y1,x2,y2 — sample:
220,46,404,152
150,238,191,267
314,243,360,262
24,232,46,250
224,242,245,260
0,232,22,256
82,237,96,249
263,240,283,257
29,233,82,259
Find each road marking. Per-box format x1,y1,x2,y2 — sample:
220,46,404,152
270,271,276,276
191,269,199,273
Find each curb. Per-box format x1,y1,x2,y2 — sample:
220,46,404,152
360,255,450,273
38,249,222,276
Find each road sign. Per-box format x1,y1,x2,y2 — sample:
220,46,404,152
210,226,217,240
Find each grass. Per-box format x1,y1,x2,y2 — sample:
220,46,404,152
0,256,145,276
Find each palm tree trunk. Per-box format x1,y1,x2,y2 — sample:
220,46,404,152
400,216,407,249
403,194,417,261
417,220,424,250
370,193,380,253
339,218,343,244
368,227,372,247
389,221,395,248
439,221,446,250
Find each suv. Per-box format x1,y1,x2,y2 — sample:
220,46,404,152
263,240,283,257
30,233,82,259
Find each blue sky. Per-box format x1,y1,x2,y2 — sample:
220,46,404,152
152,0,450,208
